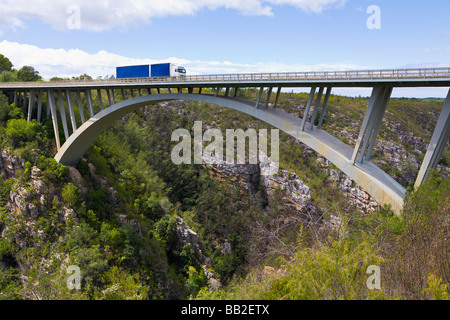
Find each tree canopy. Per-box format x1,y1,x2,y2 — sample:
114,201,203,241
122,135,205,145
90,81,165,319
0,54,13,73
17,65,41,82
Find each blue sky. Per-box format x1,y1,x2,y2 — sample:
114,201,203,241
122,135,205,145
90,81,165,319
0,0,449,97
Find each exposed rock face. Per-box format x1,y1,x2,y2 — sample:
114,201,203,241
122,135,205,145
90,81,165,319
203,151,320,225
174,217,222,290
261,169,311,208
316,156,380,214
174,217,204,262
202,152,261,199
0,149,25,178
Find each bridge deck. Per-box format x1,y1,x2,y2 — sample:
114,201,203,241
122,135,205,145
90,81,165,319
1,67,450,89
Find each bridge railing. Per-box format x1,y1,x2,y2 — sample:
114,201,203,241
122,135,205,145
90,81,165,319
1,67,450,87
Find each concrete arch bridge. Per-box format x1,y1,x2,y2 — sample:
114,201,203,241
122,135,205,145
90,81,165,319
1,67,449,214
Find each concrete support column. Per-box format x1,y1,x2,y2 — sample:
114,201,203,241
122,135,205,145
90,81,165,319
106,89,113,105
301,87,317,131
76,91,85,124
225,87,230,97
273,87,282,109
215,87,220,97
147,88,151,95
97,89,103,109
365,87,393,160
13,90,17,106
57,90,69,140
47,90,61,151
27,89,35,121
198,87,202,95
86,90,94,117
255,87,264,109
111,89,116,104
317,87,332,129
265,87,273,108
46,94,51,119
309,87,325,130
352,87,392,164
415,88,450,188
157,88,160,94
37,90,43,123
121,89,126,100
66,90,77,133
23,91,27,114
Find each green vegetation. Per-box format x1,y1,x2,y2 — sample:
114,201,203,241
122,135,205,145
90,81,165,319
17,66,41,82
0,54,13,74
198,172,449,300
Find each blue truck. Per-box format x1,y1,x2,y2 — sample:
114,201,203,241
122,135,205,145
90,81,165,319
116,63,186,79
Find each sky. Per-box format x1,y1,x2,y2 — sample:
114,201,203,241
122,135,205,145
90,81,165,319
0,0,449,97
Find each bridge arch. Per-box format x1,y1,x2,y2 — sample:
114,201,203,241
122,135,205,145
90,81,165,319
55,92,405,214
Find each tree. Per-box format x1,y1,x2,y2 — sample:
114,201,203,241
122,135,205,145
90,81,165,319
0,54,13,73
17,66,41,82
79,73,92,80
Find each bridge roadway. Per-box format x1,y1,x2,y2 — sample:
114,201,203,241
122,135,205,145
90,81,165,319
1,67,449,214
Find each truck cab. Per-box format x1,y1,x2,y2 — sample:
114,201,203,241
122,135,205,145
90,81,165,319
172,65,187,78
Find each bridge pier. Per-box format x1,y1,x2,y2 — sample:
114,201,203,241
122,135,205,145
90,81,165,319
57,90,70,140
23,91,27,115
37,90,43,123
352,87,392,164
265,87,273,108
309,87,324,130
415,88,450,188
27,89,35,121
75,91,85,124
47,90,61,151
66,90,77,133
107,89,113,105
97,89,103,109
317,87,332,129
301,87,317,130
255,87,264,108
86,90,94,117
273,87,282,109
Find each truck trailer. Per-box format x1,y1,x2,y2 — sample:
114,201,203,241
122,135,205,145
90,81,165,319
116,63,186,79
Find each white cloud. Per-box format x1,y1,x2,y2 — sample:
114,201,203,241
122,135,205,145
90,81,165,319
0,40,365,80
0,0,347,32
1,40,447,98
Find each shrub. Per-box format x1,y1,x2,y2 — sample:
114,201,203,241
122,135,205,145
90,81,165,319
62,182,80,207
4,119,42,148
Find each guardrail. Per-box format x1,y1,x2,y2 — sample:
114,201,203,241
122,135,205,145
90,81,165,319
1,67,450,87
